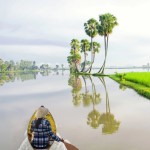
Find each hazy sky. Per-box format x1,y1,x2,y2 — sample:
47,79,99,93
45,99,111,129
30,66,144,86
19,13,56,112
0,0,150,67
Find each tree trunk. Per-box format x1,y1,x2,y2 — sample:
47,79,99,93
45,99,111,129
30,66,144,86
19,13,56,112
98,36,106,73
102,35,109,74
89,53,95,73
98,35,109,74
85,37,94,73
102,36,108,73
75,62,79,73
81,52,87,72
73,47,79,73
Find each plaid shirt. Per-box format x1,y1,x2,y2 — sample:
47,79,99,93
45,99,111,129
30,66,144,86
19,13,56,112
30,119,60,149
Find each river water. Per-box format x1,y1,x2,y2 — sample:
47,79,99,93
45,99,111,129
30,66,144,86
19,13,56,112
0,69,150,150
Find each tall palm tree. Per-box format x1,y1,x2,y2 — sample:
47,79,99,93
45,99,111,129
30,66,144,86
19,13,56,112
97,13,118,74
84,18,98,72
70,39,80,53
80,39,90,72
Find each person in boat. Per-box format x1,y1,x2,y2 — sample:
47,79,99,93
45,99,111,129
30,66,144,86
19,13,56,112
30,106,64,150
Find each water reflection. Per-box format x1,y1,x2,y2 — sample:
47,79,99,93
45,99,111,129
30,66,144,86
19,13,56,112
0,70,66,86
68,75,121,134
119,84,127,91
40,70,51,76
98,77,120,134
0,72,37,86
68,75,82,106
0,72,38,85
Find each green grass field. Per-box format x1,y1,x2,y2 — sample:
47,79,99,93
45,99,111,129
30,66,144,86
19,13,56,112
109,72,150,99
121,72,150,87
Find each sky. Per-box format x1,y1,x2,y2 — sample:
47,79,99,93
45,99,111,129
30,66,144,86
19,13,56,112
0,0,150,67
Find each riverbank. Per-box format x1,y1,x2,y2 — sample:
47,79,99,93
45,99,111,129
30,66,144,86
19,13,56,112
109,72,150,99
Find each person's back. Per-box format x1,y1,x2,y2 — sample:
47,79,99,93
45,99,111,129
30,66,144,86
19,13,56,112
30,106,62,150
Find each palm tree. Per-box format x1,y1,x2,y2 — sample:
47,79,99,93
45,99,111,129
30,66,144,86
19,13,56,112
97,13,118,74
84,18,98,72
80,39,90,72
70,39,81,72
67,54,81,73
70,39,80,53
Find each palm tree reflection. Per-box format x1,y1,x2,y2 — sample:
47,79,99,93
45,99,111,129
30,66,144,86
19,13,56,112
68,75,82,106
0,72,38,85
82,76,92,107
85,76,101,129
87,76,101,129
87,109,101,129
98,77,120,134
68,75,120,134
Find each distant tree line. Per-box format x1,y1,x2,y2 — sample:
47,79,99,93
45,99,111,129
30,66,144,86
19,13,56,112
0,58,51,72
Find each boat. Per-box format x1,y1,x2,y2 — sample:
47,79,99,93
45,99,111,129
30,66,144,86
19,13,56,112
18,132,68,150
21,110,78,150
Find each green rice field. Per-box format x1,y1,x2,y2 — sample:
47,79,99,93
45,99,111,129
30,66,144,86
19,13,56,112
109,72,150,99
121,72,150,87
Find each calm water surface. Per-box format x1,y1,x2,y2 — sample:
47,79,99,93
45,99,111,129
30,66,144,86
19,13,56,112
0,69,150,150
